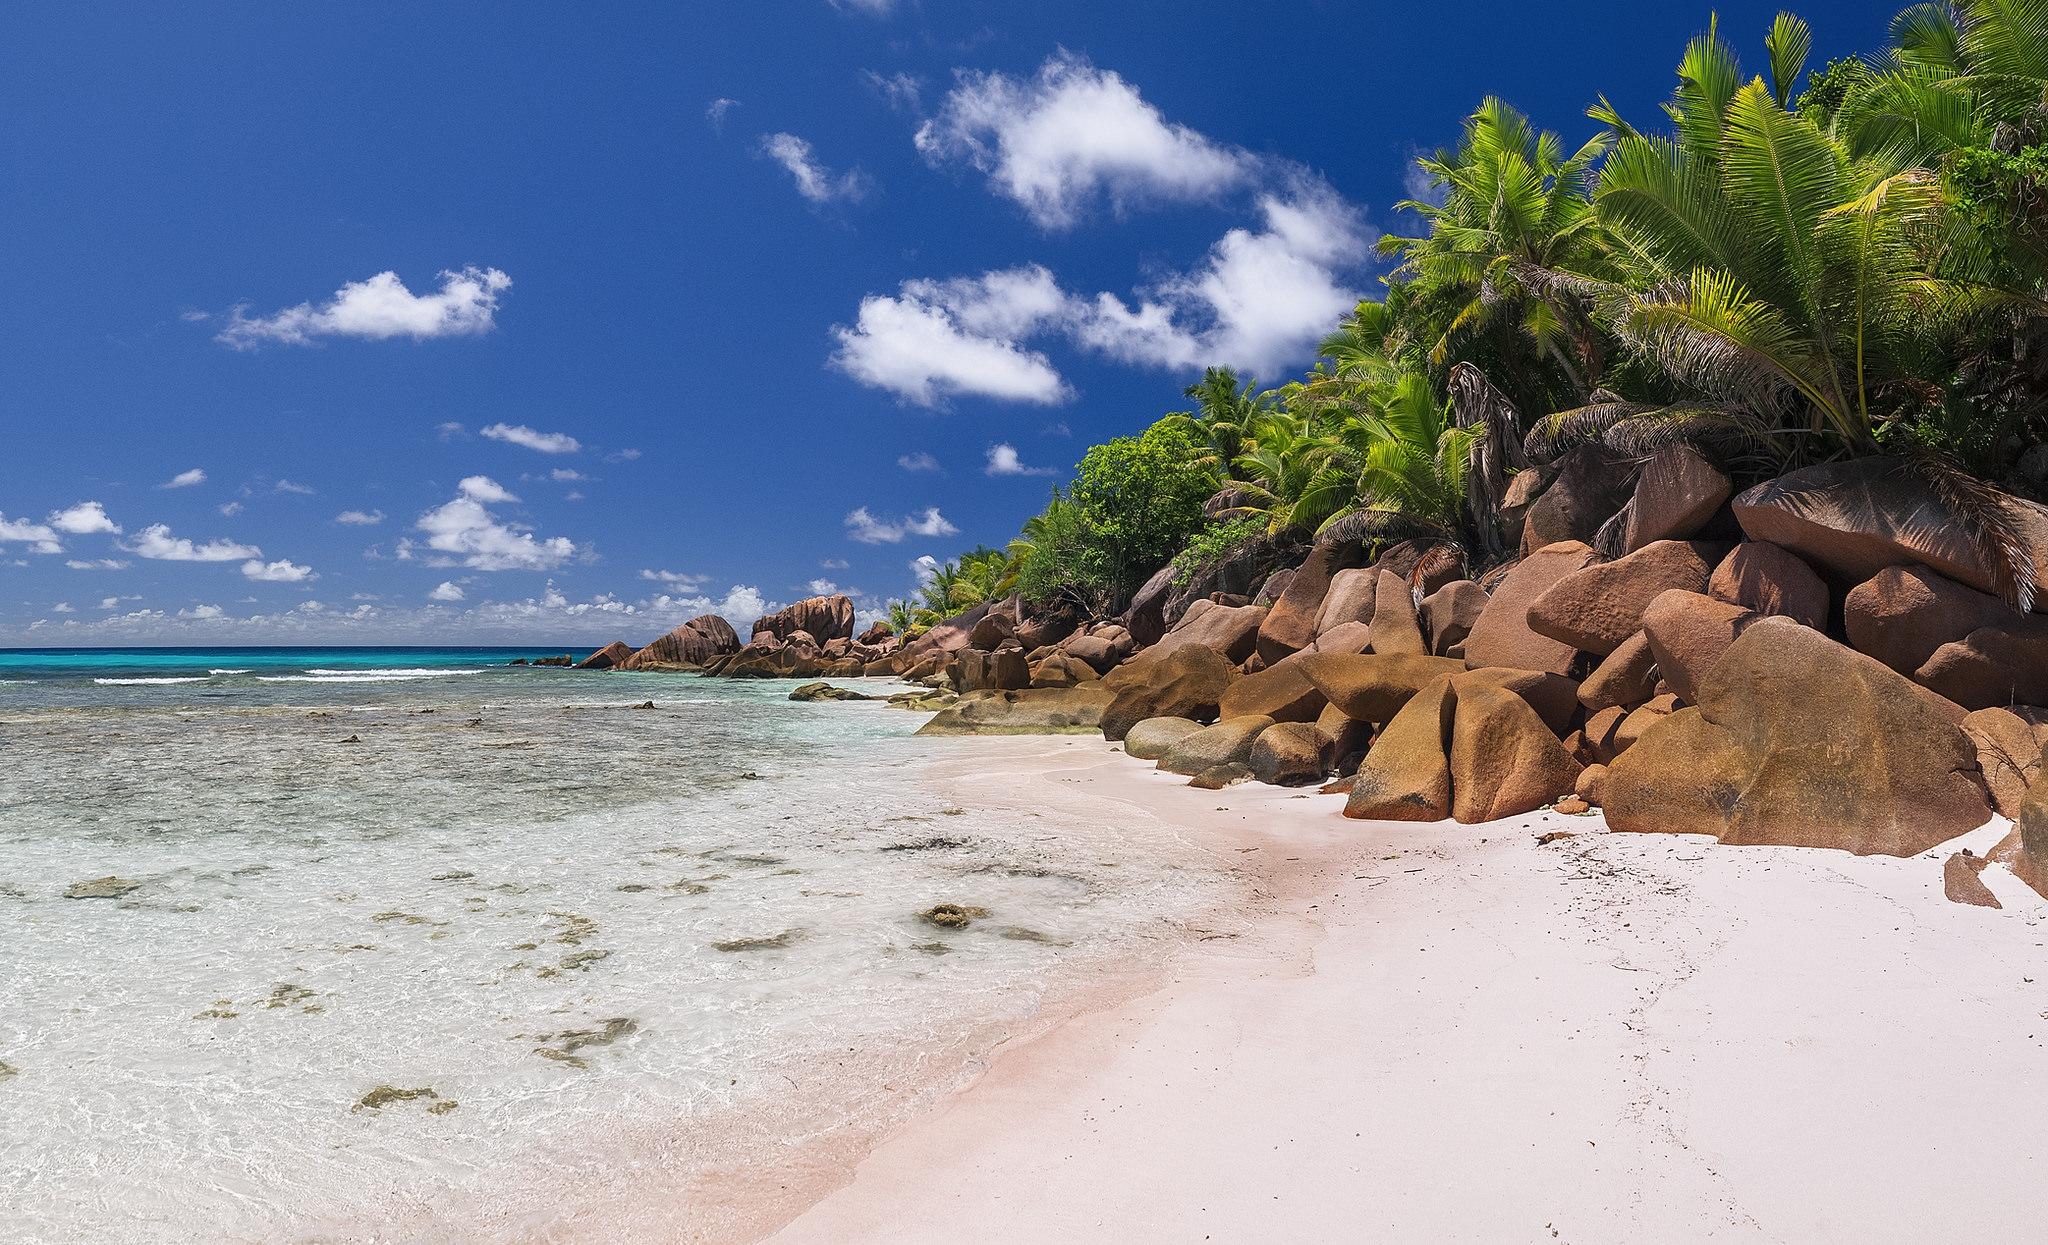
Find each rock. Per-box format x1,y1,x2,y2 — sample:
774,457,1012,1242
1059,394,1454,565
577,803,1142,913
1731,455,2048,608
1990,776,2048,898
1605,619,1989,855
1526,539,1716,657
1014,608,1081,652
1345,675,1455,821
1461,541,1603,675
966,612,1016,651
1574,763,1609,806
1315,702,1373,776
1368,570,1427,655
1553,796,1592,815
1249,721,1334,786
921,903,986,929
1296,652,1464,724
1578,632,1658,711
1123,717,1205,761
1498,462,1555,551
1312,567,1377,637
64,876,140,900
1159,716,1276,776
1617,444,1732,552
1256,539,1366,663
1843,564,2011,676
1961,706,2048,817
530,655,573,667
1451,666,1581,735
1123,564,1178,647
1446,674,1583,823
1189,762,1255,790
1613,693,1679,755
1061,634,1123,675
1420,580,1487,657
1099,646,1238,741
1165,533,1294,629
788,682,871,702
1217,651,1326,723
857,621,894,646
1707,541,1828,629
1309,620,1373,656
1154,599,1267,665
622,614,741,669
1028,653,1101,688
1583,705,1628,762
915,686,1117,735
1520,444,1633,555
575,641,634,670
1408,541,1471,596
1253,568,1296,607
1942,851,2001,908
949,648,1030,693
1640,590,1756,703
754,594,856,644
1915,622,2048,710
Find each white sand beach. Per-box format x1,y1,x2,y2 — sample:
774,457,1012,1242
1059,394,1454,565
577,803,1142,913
753,736,2048,1243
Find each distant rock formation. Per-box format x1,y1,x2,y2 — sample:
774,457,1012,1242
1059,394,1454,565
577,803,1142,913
753,594,854,644
576,641,633,670
621,614,741,669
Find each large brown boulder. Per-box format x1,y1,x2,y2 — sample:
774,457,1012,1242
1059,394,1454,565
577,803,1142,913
1604,619,1989,856
1640,590,1756,703
1312,567,1377,638
1446,674,1582,823
1961,706,2048,818
1249,721,1335,786
1315,701,1373,775
1217,651,1326,723
1919,624,2048,711
1707,541,1829,629
1731,456,2048,609
1368,570,1427,655
1154,599,1267,664
1452,666,1580,735
1344,676,1455,821
857,621,894,646
1123,716,1204,761
1028,652,1101,688
949,648,1029,693
576,641,634,670
1420,580,1487,657
1990,777,2048,898
1616,444,1732,552
966,612,1017,651
1843,564,2011,675
1578,632,1658,711
754,594,855,644
1309,620,1373,656
1461,541,1603,675
1014,608,1081,652
1123,564,1177,647
624,613,742,669
1256,539,1366,663
1296,652,1464,724
1159,715,1275,776
916,686,1116,735
1520,444,1633,555
1526,539,1716,656
1099,646,1238,741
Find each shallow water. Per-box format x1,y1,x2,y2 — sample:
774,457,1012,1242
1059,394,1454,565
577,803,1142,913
0,651,1236,1241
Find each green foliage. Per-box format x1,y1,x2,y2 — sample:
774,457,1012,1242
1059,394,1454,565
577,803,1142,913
1056,424,1218,607
1170,516,1266,587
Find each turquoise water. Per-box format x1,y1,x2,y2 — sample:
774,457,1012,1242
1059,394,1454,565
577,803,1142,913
0,646,1235,1241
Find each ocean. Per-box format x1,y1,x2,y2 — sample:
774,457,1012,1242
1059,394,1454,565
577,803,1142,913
0,647,1236,1241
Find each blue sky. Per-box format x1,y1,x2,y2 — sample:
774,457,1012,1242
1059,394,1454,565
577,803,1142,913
0,0,1890,644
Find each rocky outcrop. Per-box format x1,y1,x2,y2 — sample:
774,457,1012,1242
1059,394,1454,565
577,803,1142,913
967,612,1016,651
1446,674,1582,823
1027,652,1101,688
1731,455,2048,608
1918,623,2048,710
1312,567,1377,638
1256,538,1365,663
1614,444,1732,552
857,621,894,646
1368,570,1427,655
1461,541,1602,675
1990,775,2048,898
1843,564,2010,675
1153,599,1266,664
1578,632,1657,711
576,641,634,670
1961,706,2048,818
1639,590,1755,703
1420,580,1486,657
623,614,742,669
915,686,1116,735
1519,444,1633,555
1159,716,1275,776
1217,651,1326,723
1249,721,1334,786
1344,676,1455,821
754,594,855,644
1099,646,1238,741
1297,652,1464,724
1707,541,1828,628
949,648,1030,693
1604,619,1990,856
1124,564,1178,647
1943,851,2001,908
1123,717,1204,761
1527,539,1716,657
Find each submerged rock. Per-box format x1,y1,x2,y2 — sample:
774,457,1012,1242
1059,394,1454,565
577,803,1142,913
920,903,988,929
63,876,140,900
915,686,1114,735
788,682,872,702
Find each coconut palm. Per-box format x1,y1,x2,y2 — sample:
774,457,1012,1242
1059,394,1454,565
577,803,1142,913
1155,368,1274,480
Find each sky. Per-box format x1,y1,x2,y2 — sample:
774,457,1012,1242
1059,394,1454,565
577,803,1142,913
0,0,1891,646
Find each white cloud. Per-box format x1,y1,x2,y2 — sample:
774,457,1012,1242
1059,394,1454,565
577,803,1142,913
125,523,262,562
640,569,709,587
181,604,224,620
0,515,66,556
273,479,316,496
706,97,740,131
830,0,897,15
482,423,581,454
218,501,245,517
820,557,850,570
917,52,1252,229
242,558,315,583
416,480,575,571
549,468,586,482
99,595,138,609
985,443,1056,476
335,509,385,526
429,581,466,602
457,475,518,504
437,421,467,440
66,558,128,570
897,451,941,472
216,266,511,348
607,447,642,462
809,578,843,594
911,553,941,585
51,602,74,614
48,501,120,535
830,265,1073,406
845,506,958,544
864,70,922,112
162,468,207,489
759,133,871,204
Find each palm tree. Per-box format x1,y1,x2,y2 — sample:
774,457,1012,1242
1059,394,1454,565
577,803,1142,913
1156,368,1274,480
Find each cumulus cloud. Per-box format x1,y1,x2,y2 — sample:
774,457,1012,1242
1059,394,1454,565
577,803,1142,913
482,423,581,454
216,266,511,348
52,602,75,613
0,516,63,555
897,451,940,472
917,52,1252,229
759,133,872,204
335,509,384,526
181,604,225,620
830,265,1073,406
125,523,262,562
242,558,315,583
549,468,586,482
429,581,466,602
985,443,1056,476
415,478,575,571
48,501,120,535
844,506,958,544
162,468,206,489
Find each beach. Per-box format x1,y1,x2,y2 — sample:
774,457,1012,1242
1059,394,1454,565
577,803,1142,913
754,735,2048,1244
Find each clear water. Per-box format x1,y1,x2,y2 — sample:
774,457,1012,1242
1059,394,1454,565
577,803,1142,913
0,648,1235,1242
